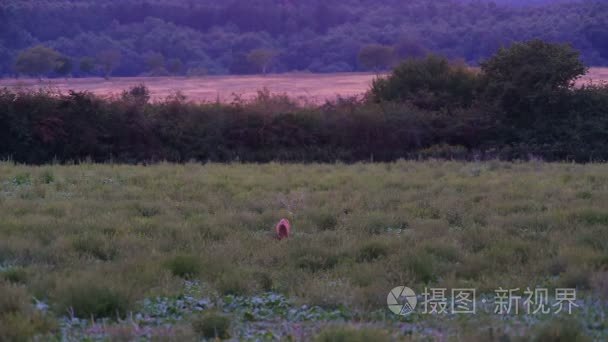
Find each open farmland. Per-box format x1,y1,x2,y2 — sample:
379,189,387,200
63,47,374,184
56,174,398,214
0,73,377,104
1,161,607,340
1,68,607,104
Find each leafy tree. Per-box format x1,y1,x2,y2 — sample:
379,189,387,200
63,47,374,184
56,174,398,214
121,84,150,106
370,55,479,111
394,36,427,60
358,44,395,71
145,52,165,73
79,57,95,75
246,48,277,75
14,45,62,78
54,56,73,78
167,58,184,75
480,40,588,121
1,0,608,76
96,49,122,80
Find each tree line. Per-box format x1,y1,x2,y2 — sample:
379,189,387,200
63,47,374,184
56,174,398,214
2,40,607,164
1,0,607,77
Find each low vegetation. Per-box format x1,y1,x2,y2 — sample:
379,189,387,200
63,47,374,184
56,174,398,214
0,161,607,339
2,40,607,164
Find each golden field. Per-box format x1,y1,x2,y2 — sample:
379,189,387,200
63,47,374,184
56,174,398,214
1,68,605,104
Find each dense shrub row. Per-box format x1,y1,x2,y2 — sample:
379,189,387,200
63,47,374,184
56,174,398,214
0,83,607,164
2,41,608,164
0,87,489,163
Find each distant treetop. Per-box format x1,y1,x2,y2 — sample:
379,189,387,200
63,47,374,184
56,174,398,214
0,0,606,76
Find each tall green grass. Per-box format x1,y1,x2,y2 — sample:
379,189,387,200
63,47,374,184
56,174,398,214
0,161,607,337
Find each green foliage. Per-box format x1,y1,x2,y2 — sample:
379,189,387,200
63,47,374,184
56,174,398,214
314,326,391,342
312,211,338,231
79,57,95,75
56,283,129,319
2,0,607,76
53,56,73,77
533,318,591,342
356,241,389,262
165,255,201,279
14,45,63,77
0,162,607,338
191,311,231,340
370,55,479,110
96,49,121,79
357,44,395,71
0,283,58,340
246,49,278,74
1,268,27,284
72,235,117,261
121,84,151,105
0,283,27,316
481,39,588,123
166,58,184,75
12,173,31,186
403,252,436,284
0,312,57,342
217,271,250,296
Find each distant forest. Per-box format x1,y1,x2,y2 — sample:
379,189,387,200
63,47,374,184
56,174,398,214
1,0,607,77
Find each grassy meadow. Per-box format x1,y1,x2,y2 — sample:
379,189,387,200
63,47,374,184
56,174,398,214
1,161,607,340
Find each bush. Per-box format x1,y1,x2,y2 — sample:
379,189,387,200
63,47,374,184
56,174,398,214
370,55,479,110
418,144,469,160
0,312,58,342
1,267,27,284
216,271,249,296
0,283,57,340
533,318,590,342
0,283,28,316
72,235,117,261
165,255,201,279
192,312,231,340
56,283,129,319
314,326,391,342
403,252,437,284
1,44,608,165
312,211,338,231
291,245,341,273
356,241,389,262
481,39,587,121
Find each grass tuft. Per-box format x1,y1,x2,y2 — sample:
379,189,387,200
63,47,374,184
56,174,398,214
191,311,231,340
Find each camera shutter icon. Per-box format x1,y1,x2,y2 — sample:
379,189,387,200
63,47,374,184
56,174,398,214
387,286,417,315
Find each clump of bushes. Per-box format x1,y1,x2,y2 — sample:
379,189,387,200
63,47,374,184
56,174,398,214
0,267,27,284
165,255,201,279
191,311,231,340
312,211,339,231
55,283,129,319
290,244,341,273
356,241,389,262
370,54,479,110
0,282,57,340
216,271,250,296
314,326,391,342
532,318,590,342
72,235,117,261
0,40,606,164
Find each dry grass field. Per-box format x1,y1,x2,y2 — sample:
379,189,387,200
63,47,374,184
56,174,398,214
1,68,606,104
0,72,378,104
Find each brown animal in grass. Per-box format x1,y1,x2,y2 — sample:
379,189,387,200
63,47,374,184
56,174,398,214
275,218,291,240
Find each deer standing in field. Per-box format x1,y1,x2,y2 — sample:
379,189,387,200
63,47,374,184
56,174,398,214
275,218,291,240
